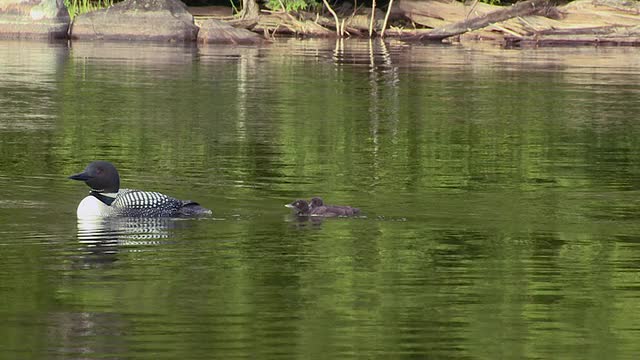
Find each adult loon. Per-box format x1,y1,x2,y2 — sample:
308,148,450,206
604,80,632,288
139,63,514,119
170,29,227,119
285,198,360,217
69,161,212,219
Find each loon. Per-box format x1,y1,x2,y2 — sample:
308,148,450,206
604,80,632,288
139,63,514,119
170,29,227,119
285,198,360,217
69,161,212,219
285,199,312,216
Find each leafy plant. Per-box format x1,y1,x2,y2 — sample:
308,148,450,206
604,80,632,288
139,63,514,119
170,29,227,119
461,0,504,5
65,0,114,19
264,0,319,12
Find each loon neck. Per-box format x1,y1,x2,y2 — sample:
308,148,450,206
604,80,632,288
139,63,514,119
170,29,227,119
90,190,118,206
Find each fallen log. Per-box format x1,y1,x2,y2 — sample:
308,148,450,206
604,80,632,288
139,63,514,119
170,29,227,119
397,0,497,28
197,19,265,44
505,24,640,47
383,28,432,37
506,35,640,47
572,0,640,15
407,0,553,41
251,13,336,37
314,17,366,36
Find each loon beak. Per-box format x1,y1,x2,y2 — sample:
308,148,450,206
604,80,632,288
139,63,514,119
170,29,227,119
68,171,92,181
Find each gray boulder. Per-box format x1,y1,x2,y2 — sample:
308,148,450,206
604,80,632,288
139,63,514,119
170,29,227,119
0,0,70,39
197,19,264,45
71,0,198,42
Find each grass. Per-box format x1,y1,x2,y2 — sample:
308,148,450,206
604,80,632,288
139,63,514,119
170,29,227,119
65,0,114,19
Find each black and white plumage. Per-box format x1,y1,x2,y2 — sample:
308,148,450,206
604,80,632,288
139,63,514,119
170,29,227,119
108,189,206,217
69,161,212,219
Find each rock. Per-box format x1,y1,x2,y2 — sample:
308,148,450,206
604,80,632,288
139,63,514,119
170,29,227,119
187,5,233,17
197,19,264,45
0,0,70,39
70,0,198,42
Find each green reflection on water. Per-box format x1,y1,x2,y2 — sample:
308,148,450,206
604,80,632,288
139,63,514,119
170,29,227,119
1,39,640,359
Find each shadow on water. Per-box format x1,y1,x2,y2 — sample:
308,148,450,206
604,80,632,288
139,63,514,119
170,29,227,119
285,214,326,229
47,310,130,360
283,212,373,229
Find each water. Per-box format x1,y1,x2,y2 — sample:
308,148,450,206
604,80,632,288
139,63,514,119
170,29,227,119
1,38,640,359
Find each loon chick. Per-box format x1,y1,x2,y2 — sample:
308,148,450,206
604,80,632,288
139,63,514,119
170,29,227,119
285,199,311,216
309,197,360,217
286,198,360,217
69,161,212,219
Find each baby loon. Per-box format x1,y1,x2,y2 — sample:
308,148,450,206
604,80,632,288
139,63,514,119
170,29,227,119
286,198,360,217
309,197,360,217
285,199,311,216
69,161,212,219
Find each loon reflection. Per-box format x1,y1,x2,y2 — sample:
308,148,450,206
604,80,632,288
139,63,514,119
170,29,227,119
75,217,195,267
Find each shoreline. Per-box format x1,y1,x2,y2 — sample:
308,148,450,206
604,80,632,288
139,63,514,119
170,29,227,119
1,0,639,48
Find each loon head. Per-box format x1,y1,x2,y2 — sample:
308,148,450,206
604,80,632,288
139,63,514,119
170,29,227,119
69,161,120,193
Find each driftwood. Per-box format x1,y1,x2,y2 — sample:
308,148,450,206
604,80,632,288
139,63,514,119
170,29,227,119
187,0,640,47
381,0,395,37
493,0,640,47
197,19,265,44
505,25,640,47
322,0,342,36
241,0,260,19
397,0,497,28
408,0,552,41
312,15,366,36
252,12,336,37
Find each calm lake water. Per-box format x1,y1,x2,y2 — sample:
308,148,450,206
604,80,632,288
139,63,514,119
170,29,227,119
1,38,640,359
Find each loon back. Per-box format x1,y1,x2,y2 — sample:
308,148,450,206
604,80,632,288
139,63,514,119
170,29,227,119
76,189,212,219
111,189,210,217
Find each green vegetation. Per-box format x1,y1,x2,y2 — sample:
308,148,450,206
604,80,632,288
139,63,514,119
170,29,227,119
259,0,503,13
64,0,113,19
264,0,319,12
62,0,509,20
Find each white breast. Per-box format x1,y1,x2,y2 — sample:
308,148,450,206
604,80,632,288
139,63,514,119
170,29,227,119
76,196,114,219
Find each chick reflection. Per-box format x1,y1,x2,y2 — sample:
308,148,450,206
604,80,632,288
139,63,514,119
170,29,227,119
75,217,189,267
284,211,326,229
